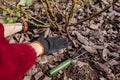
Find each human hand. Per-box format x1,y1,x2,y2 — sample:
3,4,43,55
30,42,44,56
34,37,69,56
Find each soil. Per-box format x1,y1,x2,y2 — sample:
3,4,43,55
0,0,120,80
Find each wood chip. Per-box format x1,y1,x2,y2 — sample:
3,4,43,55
74,31,89,45
99,77,107,80
94,62,116,80
76,61,88,68
34,72,43,80
109,52,119,58
44,28,50,38
8,37,17,43
37,56,48,64
102,48,110,61
90,24,99,30
104,59,119,68
82,45,97,54
43,77,51,80
23,76,31,80
68,78,73,80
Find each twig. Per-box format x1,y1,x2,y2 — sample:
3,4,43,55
70,0,119,26
26,20,49,27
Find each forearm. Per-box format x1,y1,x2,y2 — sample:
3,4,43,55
2,23,44,57
3,23,23,37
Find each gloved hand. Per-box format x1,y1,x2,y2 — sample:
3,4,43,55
17,19,37,32
17,19,69,55
33,37,68,55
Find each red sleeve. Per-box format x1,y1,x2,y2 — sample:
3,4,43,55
0,23,37,80
0,23,4,37
0,23,8,44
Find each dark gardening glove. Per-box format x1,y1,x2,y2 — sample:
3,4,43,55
17,19,37,32
36,37,68,55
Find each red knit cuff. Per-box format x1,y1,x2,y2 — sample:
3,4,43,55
0,23,4,38
13,43,37,80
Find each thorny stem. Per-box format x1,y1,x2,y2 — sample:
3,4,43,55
41,0,57,28
51,0,65,18
22,17,49,27
70,0,119,26
27,20,49,27
3,0,48,26
65,0,75,47
45,0,60,30
45,0,57,21
22,10,46,25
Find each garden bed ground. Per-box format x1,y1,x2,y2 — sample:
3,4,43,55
0,0,120,80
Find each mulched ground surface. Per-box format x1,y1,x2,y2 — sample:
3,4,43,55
1,0,120,80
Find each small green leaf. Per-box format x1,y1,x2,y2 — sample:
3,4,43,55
12,17,18,23
17,12,21,17
7,17,13,23
0,19,5,23
4,19,8,23
18,0,26,6
26,0,33,6
6,17,18,23
18,0,33,6
3,11,8,15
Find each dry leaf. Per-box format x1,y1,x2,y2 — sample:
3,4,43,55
102,48,110,61
104,59,119,68
82,45,97,53
109,52,119,58
37,56,48,64
23,76,31,80
44,28,50,38
77,61,88,68
94,62,116,80
101,0,109,4
34,72,43,80
74,31,89,45
90,24,99,30
73,60,89,68
43,77,51,80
